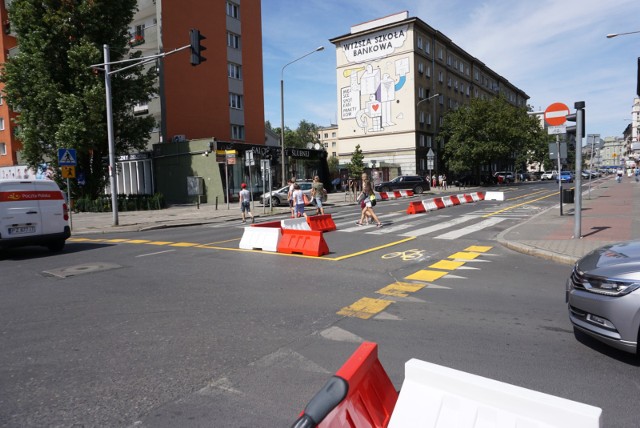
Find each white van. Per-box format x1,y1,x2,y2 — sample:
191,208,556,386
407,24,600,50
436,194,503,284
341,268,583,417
0,179,71,251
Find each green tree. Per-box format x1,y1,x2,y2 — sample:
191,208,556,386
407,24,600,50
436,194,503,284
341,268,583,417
347,144,365,178
1,0,157,198
327,155,339,177
440,96,548,180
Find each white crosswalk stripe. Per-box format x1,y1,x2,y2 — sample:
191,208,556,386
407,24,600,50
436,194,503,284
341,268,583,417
434,216,506,240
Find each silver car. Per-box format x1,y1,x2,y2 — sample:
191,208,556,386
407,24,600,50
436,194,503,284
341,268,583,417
566,240,640,354
259,182,313,206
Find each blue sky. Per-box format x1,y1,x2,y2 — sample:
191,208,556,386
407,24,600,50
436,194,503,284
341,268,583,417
262,0,640,140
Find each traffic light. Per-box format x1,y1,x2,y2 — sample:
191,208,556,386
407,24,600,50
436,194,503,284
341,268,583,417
565,101,585,137
189,29,206,66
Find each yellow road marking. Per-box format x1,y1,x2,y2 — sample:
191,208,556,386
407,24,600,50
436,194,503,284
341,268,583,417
450,251,482,260
170,242,199,247
506,189,547,201
377,282,426,297
105,239,129,243
125,239,150,244
482,192,559,218
337,297,393,319
405,270,448,282
429,260,465,270
146,241,173,245
330,236,416,261
205,238,241,245
464,245,492,253
69,237,101,242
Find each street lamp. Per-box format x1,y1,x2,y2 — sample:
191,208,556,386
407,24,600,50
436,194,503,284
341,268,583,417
416,93,440,108
280,46,325,185
606,29,640,38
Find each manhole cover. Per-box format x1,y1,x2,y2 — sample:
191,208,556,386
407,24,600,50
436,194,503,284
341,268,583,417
44,262,122,278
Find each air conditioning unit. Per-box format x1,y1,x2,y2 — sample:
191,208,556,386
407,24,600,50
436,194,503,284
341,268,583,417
172,134,187,143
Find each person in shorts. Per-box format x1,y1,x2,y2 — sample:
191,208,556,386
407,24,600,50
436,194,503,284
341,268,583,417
292,183,307,218
311,175,326,215
239,183,254,223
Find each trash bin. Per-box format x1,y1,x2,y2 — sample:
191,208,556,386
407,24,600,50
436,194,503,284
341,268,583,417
562,188,574,203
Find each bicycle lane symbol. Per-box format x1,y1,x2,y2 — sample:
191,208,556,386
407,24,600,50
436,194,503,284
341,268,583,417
381,249,427,261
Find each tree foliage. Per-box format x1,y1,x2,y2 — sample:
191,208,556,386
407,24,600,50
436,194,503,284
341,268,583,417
440,95,550,179
347,144,365,178
0,0,157,198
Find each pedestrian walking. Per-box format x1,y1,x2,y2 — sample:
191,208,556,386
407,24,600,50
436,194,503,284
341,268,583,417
292,183,307,218
287,177,296,218
355,173,382,228
311,175,326,215
239,183,254,224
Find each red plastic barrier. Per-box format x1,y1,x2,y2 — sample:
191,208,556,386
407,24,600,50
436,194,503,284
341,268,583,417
293,342,398,428
477,191,485,200
406,201,426,215
378,193,389,201
277,229,329,257
251,220,282,229
393,191,402,199
307,214,337,232
433,197,445,209
463,194,474,203
449,195,461,205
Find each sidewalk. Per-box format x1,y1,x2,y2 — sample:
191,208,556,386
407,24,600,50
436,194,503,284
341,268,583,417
69,178,640,266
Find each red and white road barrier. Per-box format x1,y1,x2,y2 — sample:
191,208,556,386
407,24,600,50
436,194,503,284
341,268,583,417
376,190,414,200
408,192,485,215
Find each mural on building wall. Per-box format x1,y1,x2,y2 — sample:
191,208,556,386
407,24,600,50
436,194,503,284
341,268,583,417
339,25,412,135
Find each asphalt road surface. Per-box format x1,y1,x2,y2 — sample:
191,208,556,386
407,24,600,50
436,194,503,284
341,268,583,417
1,181,637,427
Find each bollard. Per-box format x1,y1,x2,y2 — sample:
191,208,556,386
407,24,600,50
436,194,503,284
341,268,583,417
215,196,218,210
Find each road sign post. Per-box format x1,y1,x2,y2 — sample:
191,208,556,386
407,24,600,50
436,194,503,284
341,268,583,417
544,103,570,217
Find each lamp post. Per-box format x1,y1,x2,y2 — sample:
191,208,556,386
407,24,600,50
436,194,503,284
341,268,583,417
606,29,640,38
416,93,440,108
280,46,325,186
417,94,440,180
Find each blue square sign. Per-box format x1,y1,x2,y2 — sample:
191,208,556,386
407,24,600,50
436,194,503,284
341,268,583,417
58,148,77,166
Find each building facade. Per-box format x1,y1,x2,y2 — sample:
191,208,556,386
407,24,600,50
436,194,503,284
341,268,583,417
329,11,528,179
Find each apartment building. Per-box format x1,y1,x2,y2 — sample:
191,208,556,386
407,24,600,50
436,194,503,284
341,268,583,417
0,0,18,167
330,11,529,179
318,124,339,158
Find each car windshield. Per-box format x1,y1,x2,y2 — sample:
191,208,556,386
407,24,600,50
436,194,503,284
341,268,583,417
391,177,402,183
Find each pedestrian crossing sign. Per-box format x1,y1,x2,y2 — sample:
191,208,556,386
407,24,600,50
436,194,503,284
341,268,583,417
61,166,76,178
58,148,77,166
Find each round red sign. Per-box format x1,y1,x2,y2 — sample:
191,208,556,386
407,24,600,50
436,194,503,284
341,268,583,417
544,103,570,126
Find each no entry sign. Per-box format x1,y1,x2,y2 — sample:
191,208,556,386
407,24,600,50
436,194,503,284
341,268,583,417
544,102,570,127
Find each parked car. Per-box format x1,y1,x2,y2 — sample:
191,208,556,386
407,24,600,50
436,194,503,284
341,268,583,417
493,171,514,184
452,173,478,187
581,170,600,179
259,181,313,206
541,170,557,180
567,240,640,354
526,171,543,181
557,171,573,183
0,179,70,251
374,175,430,194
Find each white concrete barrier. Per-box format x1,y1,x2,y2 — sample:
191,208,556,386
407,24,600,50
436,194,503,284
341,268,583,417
388,358,602,428
484,191,505,201
239,227,281,252
422,199,438,212
281,217,311,230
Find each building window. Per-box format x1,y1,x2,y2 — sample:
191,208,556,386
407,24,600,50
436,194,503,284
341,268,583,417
331,132,336,137
0,117,4,130
228,63,242,79
231,125,245,140
418,86,425,98
417,36,423,50
427,113,432,125
426,65,431,77
427,135,432,147
439,95,443,105
438,47,443,60
419,134,425,147
324,142,329,149
447,77,452,88
418,62,424,74
226,1,240,19
438,71,443,83
419,111,425,124
447,55,452,66
0,94,3,105
0,142,5,155
332,142,336,147
425,40,431,54
229,93,243,109
227,32,240,49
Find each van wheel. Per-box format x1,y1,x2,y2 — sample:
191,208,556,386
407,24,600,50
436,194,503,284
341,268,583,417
47,239,66,252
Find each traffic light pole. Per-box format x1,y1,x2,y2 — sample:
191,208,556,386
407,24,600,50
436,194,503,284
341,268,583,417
91,43,193,226
573,101,585,239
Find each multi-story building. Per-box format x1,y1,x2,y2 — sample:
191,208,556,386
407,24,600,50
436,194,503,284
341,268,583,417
317,124,339,158
329,11,528,180
0,0,18,168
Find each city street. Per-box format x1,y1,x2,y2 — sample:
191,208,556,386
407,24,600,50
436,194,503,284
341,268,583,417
1,181,639,427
